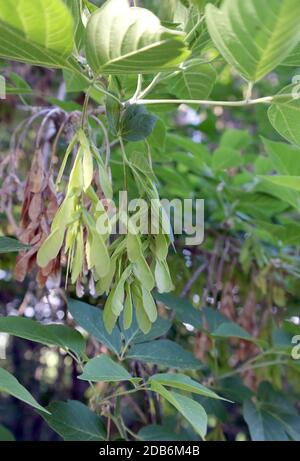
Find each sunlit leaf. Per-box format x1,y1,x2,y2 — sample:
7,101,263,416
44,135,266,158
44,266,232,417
0,0,75,69
268,84,300,146
151,381,207,439
167,61,216,100
85,0,190,75
206,0,300,82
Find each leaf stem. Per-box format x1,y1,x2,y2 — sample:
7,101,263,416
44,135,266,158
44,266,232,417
81,89,91,128
137,72,162,100
68,352,96,391
132,74,143,101
184,15,206,44
136,96,274,107
93,82,122,104
98,384,148,404
244,81,254,102
123,424,143,441
82,0,94,12
218,354,288,380
90,115,111,167
119,136,129,190
110,414,128,440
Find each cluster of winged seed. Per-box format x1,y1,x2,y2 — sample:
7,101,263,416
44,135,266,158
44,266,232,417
36,129,173,333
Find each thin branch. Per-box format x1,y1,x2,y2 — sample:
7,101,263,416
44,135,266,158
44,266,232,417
98,384,148,405
119,136,129,190
93,82,122,104
136,96,274,107
36,108,65,149
184,15,206,44
137,72,162,100
180,262,207,298
217,350,290,381
123,424,143,441
80,89,91,129
132,74,143,101
218,359,288,380
90,115,111,167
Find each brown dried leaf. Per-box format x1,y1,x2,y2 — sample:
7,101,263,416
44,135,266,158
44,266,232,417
28,193,42,222
27,150,45,193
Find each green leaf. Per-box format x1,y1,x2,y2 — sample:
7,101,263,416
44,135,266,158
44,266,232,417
165,133,210,168
0,367,49,414
0,0,75,69
78,354,134,383
106,91,122,137
138,424,190,442
283,42,300,66
121,104,157,142
155,293,227,332
155,293,265,346
68,299,122,356
0,425,15,441
220,129,251,150
255,177,300,211
212,322,253,341
8,72,32,96
63,0,85,53
206,0,300,82
243,382,300,441
167,61,216,100
212,322,266,348
212,147,243,172
260,175,300,192
149,373,222,400
63,69,88,93
121,313,171,346
262,138,300,175
42,400,106,441
268,84,300,146
151,381,207,439
148,118,166,151
0,236,30,253
217,377,254,404
85,0,190,75
83,0,98,13
126,339,202,369
0,316,85,358
257,220,300,246
155,292,203,329
184,5,212,56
